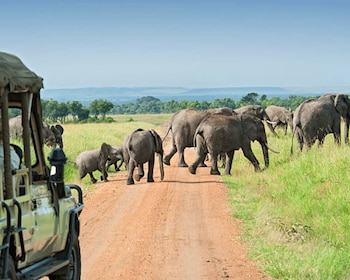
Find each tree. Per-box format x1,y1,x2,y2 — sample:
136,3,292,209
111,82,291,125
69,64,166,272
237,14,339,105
90,100,99,118
77,108,90,121
56,102,69,123
239,92,260,106
45,100,59,122
97,100,114,119
68,101,83,120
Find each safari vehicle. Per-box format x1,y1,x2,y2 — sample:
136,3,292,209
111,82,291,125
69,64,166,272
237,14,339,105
0,52,84,279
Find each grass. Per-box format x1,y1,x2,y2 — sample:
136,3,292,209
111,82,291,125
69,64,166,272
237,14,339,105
224,130,350,279
58,115,350,279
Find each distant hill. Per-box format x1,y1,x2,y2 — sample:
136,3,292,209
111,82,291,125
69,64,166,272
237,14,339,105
41,86,349,105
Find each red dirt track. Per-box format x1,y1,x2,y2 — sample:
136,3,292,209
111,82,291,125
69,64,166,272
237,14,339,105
79,145,271,279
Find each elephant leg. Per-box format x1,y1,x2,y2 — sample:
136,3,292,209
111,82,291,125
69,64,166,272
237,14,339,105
199,156,208,167
224,151,234,175
333,132,341,146
114,161,120,171
147,157,155,182
177,149,188,167
198,153,208,167
88,172,98,184
241,144,260,171
135,164,144,182
106,160,112,171
219,153,226,168
127,160,137,185
188,150,206,175
259,142,269,169
115,159,124,171
296,130,304,152
210,152,220,175
163,145,177,166
100,170,108,182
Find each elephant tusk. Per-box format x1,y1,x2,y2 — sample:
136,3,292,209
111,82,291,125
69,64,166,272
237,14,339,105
266,120,278,125
266,144,279,154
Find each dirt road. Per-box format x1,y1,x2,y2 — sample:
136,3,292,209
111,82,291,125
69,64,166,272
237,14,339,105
79,147,270,279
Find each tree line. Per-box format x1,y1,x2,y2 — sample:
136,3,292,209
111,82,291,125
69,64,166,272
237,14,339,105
42,92,315,123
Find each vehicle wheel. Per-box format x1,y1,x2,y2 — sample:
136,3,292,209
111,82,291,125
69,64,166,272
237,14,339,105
50,231,81,280
0,255,17,280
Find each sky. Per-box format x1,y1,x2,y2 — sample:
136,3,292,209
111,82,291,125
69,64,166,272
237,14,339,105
2,0,350,90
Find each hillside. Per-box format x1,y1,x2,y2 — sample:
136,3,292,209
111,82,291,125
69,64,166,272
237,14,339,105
40,86,340,105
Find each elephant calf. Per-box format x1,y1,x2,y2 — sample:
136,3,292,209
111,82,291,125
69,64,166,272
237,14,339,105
124,128,164,185
106,145,125,171
76,143,120,183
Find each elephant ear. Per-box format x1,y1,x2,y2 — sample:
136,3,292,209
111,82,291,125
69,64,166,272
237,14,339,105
100,143,110,161
243,116,259,141
55,124,64,135
334,94,350,118
149,129,163,154
50,125,64,148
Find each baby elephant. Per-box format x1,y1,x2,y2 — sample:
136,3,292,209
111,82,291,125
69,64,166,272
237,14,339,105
106,145,125,171
76,143,119,183
124,128,164,185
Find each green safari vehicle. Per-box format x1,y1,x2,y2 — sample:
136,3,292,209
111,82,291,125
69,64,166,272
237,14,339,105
0,52,84,279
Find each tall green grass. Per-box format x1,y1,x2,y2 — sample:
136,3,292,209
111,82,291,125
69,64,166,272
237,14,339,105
59,115,350,279
225,129,350,279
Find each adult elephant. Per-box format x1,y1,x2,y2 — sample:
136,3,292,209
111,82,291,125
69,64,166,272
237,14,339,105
234,105,278,137
188,114,278,175
163,107,235,167
266,105,293,135
124,128,164,185
291,94,350,152
9,115,64,148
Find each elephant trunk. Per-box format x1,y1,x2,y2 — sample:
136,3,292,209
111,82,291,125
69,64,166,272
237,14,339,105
158,153,164,180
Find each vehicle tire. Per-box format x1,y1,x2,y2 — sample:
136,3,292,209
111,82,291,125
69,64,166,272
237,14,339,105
49,231,81,280
0,255,17,280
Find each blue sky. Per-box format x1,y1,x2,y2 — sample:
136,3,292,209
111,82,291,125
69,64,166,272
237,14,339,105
2,0,350,90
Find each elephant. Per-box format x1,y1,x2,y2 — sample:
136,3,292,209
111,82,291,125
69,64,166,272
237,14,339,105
106,145,125,171
188,114,278,175
48,124,64,148
265,105,293,135
233,105,278,136
163,107,236,167
291,94,350,152
124,128,164,185
76,142,120,183
9,115,64,148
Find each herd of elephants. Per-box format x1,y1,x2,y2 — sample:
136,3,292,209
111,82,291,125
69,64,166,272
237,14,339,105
9,93,350,185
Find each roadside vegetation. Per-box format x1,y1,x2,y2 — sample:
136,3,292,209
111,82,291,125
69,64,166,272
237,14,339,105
58,115,350,279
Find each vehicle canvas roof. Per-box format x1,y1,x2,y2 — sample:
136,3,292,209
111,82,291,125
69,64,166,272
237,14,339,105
0,51,43,94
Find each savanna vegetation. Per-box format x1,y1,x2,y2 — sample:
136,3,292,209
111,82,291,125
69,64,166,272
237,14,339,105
41,93,313,123
58,113,350,280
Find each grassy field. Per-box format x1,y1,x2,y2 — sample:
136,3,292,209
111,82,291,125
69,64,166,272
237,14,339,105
59,114,350,279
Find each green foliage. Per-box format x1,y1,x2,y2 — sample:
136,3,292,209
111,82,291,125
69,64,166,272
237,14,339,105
223,132,350,279
42,93,314,124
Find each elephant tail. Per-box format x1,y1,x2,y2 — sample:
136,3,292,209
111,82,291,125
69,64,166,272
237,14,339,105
290,126,296,155
68,159,78,166
193,123,204,148
162,125,172,142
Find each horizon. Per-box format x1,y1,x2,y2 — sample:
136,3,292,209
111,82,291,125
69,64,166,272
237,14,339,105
41,85,347,105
